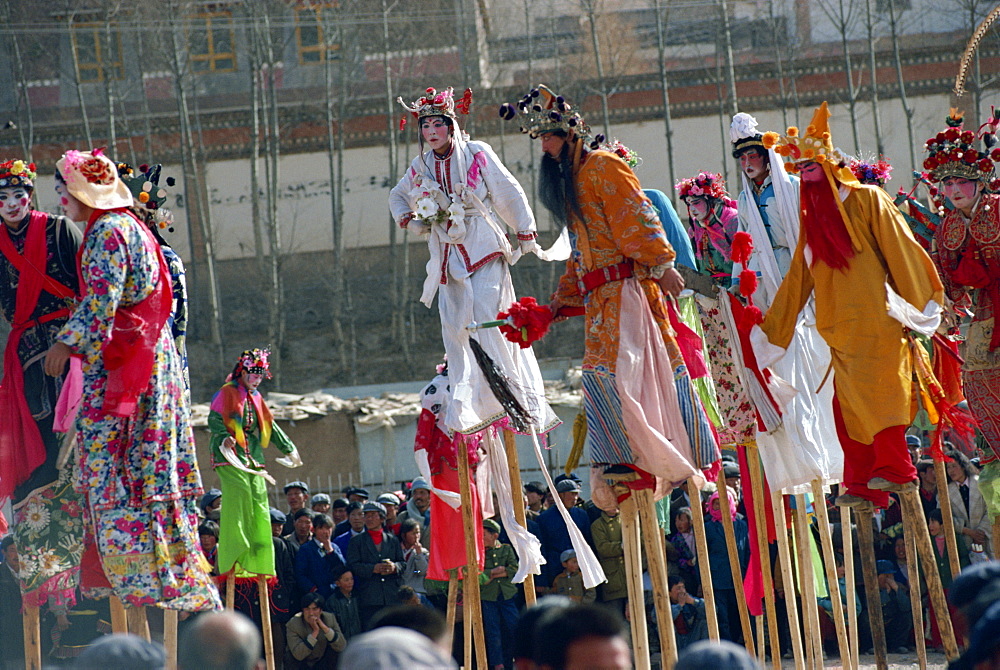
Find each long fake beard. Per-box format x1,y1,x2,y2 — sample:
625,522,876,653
800,177,855,270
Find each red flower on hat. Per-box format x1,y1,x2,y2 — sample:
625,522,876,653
924,158,936,170
979,158,993,171
964,150,979,163
945,128,961,141
961,130,975,143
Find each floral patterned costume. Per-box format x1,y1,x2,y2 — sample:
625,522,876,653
56,209,219,610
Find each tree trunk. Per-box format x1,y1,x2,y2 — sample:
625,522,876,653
68,12,94,148
103,17,117,159
864,0,884,156
653,0,677,203
837,0,861,152
719,0,739,117
584,0,611,136
887,2,917,181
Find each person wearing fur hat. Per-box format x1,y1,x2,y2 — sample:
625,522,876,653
751,102,944,509
209,348,303,581
925,110,1000,537
42,149,220,610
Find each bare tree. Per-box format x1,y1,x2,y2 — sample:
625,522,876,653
65,7,94,148
651,0,678,201
580,0,611,136
863,0,885,156
816,0,861,152
886,0,917,181
1,1,36,161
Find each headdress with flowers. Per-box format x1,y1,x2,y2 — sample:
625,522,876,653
0,159,37,190
117,162,178,232
599,139,641,169
498,85,600,149
397,87,472,131
923,108,1000,188
55,148,133,210
762,102,850,172
848,154,894,186
675,172,729,202
235,348,272,379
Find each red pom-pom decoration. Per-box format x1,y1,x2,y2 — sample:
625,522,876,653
731,231,754,266
739,269,758,298
741,305,764,331
497,296,554,348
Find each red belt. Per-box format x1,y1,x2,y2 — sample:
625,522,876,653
13,307,71,332
580,261,633,295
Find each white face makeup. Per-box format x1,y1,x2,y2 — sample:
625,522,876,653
687,196,710,223
420,117,452,154
738,149,769,182
941,176,983,214
0,187,31,227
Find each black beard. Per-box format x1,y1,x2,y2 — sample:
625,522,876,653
538,142,581,226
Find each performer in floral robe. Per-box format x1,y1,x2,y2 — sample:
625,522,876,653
925,112,1000,536
44,149,219,610
676,171,756,449
209,348,302,578
0,158,84,613
388,86,559,439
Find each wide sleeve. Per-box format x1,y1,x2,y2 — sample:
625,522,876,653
388,161,417,224
592,155,676,270
870,188,944,309
270,420,297,456
56,216,129,355
552,257,584,308
477,142,537,238
759,234,814,349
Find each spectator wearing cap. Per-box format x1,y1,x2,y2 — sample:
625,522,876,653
481,518,519,669
311,494,331,516
537,478,593,588
282,482,310,536
876,559,913,653
296,514,346,600
949,562,1000,644
346,487,370,504
397,477,432,545
347,501,405,628
268,508,300,664
333,502,366,557
377,493,401,534
330,498,349,525
200,488,222,521
551,549,595,603
285,509,314,551
525,481,547,521
399,518,429,597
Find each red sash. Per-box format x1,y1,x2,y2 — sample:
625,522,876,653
0,212,76,499
80,209,173,417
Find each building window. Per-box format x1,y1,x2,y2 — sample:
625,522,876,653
72,23,124,83
295,4,341,64
189,12,237,73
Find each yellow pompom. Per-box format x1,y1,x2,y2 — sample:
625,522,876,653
822,132,831,140
784,163,797,173
815,154,827,164
803,149,815,159
806,125,816,135
762,131,780,149
787,126,799,137
138,191,150,203
11,160,24,175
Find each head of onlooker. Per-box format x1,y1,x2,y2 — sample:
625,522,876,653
75,633,167,670
311,493,331,515
949,562,1000,643
346,501,366,533
673,507,693,535
675,639,761,670
950,599,1000,670
906,434,923,464
409,477,431,514
362,502,387,531
331,497,350,524
269,508,286,537
1,535,18,571
555,478,580,509
337,627,457,669
877,560,897,591
916,459,936,490
513,596,573,669
525,481,547,511
893,535,907,564
928,508,944,537
177,610,264,670
198,520,219,555
292,508,314,542
560,549,580,576
533,602,631,670
284,481,309,514
200,489,222,521
397,585,421,606
332,565,354,597
347,487,370,503
400,518,423,550
483,518,501,548
312,513,335,549
377,493,401,524
946,450,976,485
722,460,741,493
369,605,448,650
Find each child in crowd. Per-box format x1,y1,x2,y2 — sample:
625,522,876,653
667,574,709,651
481,518,520,670
552,549,596,603
325,566,362,641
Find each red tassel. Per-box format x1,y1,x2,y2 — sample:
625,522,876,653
739,269,758,297
731,231,754,265
741,304,764,331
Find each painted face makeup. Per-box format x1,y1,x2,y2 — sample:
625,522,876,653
687,196,710,222
0,187,31,227
798,161,825,183
941,176,982,214
420,117,452,154
738,149,768,182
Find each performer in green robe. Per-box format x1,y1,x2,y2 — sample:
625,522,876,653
209,348,302,577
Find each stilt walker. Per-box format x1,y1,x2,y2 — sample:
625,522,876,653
0,159,84,670
856,502,889,670
208,348,303,670
719,478,755,656
793,495,822,670
770,491,803,668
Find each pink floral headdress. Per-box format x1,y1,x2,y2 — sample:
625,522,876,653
397,87,472,130
675,172,729,202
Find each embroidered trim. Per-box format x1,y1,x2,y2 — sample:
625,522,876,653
456,245,503,274
939,212,968,252
516,231,537,241
969,195,1000,245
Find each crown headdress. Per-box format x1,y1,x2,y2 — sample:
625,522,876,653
600,139,641,169
499,85,601,148
848,154,893,186
237,348,271,378
763,102,848,172
923,108,1000,187
397,87,472,125
675,172,729,202
0,159,37,190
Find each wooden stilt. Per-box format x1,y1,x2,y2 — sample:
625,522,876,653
745,447,781,668
258,574,275,670
225,570,235,610
457,440,488,670
502,429,536,606
718,477,755,657
993,514,1000,561
164,610,179,670
636,487,678,669
812,480,851,665
110,596,128,634
126,606,150,642
841,496,859,670
445,572,459,655
619,489,651,670
855,502,888,670
769,491,803,669
685,478,719,640
899,487,959,660
934,460,962,579
902,514,927,669
755,616,766,666
793,497,821,670
23,602,42,670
